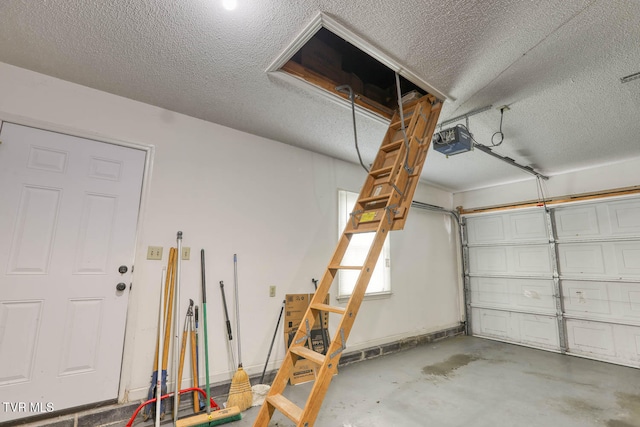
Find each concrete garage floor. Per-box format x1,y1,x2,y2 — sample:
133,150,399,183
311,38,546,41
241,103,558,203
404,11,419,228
233,336,640,427
14,335,640,426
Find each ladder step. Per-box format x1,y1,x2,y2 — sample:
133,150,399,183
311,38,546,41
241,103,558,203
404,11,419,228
311,303,346,315
266,394,302,424
381,139,402,152
369,165,393,178
390,111,414,129
345,222,378,234
289,345,325,366
328,265,362,270
359,193,392,204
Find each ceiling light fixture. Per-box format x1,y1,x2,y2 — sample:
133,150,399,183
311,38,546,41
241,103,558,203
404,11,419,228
222,0,237,11
620,71,640,84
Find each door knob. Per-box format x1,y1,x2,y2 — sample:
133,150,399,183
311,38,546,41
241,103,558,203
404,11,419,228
116,282,127,292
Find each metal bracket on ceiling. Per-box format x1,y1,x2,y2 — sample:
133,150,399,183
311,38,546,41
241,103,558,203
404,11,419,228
439,105,493,129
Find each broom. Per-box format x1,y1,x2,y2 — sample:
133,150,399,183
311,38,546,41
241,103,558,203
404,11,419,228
176,249,241,427
226,253,253,411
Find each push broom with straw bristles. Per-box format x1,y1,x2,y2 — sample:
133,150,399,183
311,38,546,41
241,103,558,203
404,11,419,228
226,253,253,411
176,249,241,427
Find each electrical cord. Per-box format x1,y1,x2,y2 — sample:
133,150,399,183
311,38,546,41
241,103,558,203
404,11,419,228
536,175,549,209
440,107,507,148
336,84,369,173
394,72,413,173
491,108,505,146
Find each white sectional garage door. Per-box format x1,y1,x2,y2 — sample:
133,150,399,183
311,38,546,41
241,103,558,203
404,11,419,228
466,209,561,352
554,199,640,366
464,196,640,367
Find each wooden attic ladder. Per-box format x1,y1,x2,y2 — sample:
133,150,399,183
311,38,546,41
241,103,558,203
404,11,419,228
253,93,442,427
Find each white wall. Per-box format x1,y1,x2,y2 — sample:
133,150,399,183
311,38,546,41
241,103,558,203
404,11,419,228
0,62,462,403
453,159,640,210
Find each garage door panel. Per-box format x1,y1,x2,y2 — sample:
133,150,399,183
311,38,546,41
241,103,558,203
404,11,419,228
566,319,616,357
566,320,640,365
472,308,559,350
471,277,555,312
509,212,548,241
562,281,612,316
608,200,640,236
473,308,511,339
557,242,640,278
554,199,640,240
616,243,640,276
519,314,559,348
620,284,640,319
466,210,547,245
471,277,510,306
512,246,553,275
469,247,507,274
615,325,640,363
515,281,555,311
467,216,505,244
562,281,640,323
469,245,551,276
554,205,600,239
558,243,606,275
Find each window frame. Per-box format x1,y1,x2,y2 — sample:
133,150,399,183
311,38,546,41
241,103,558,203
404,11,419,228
337,189,391,300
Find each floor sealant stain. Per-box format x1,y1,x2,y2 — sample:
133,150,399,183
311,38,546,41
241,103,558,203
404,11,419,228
421,354,479,377
559,397,602,417
606,392,640,427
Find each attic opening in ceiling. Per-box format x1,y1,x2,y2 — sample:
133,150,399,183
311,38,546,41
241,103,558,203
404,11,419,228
280,27,427,119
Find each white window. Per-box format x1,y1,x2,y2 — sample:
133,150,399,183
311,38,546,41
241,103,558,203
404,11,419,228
337,190,391,299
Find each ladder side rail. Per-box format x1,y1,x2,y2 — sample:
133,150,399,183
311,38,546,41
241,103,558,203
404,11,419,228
255,234,356,426
299,221,390,425
285,232,354,347
253,94,443,427
391,97,443,230
383,99,428,194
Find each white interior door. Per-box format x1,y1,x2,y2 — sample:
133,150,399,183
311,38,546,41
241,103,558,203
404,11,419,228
0,122,145,422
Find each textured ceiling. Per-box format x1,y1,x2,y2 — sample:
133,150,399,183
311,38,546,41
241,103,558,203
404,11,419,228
0,0,638,193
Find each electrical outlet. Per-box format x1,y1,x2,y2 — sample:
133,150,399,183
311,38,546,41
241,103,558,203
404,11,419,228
182,247,190,260
147,246,163,260
269,285,276,297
